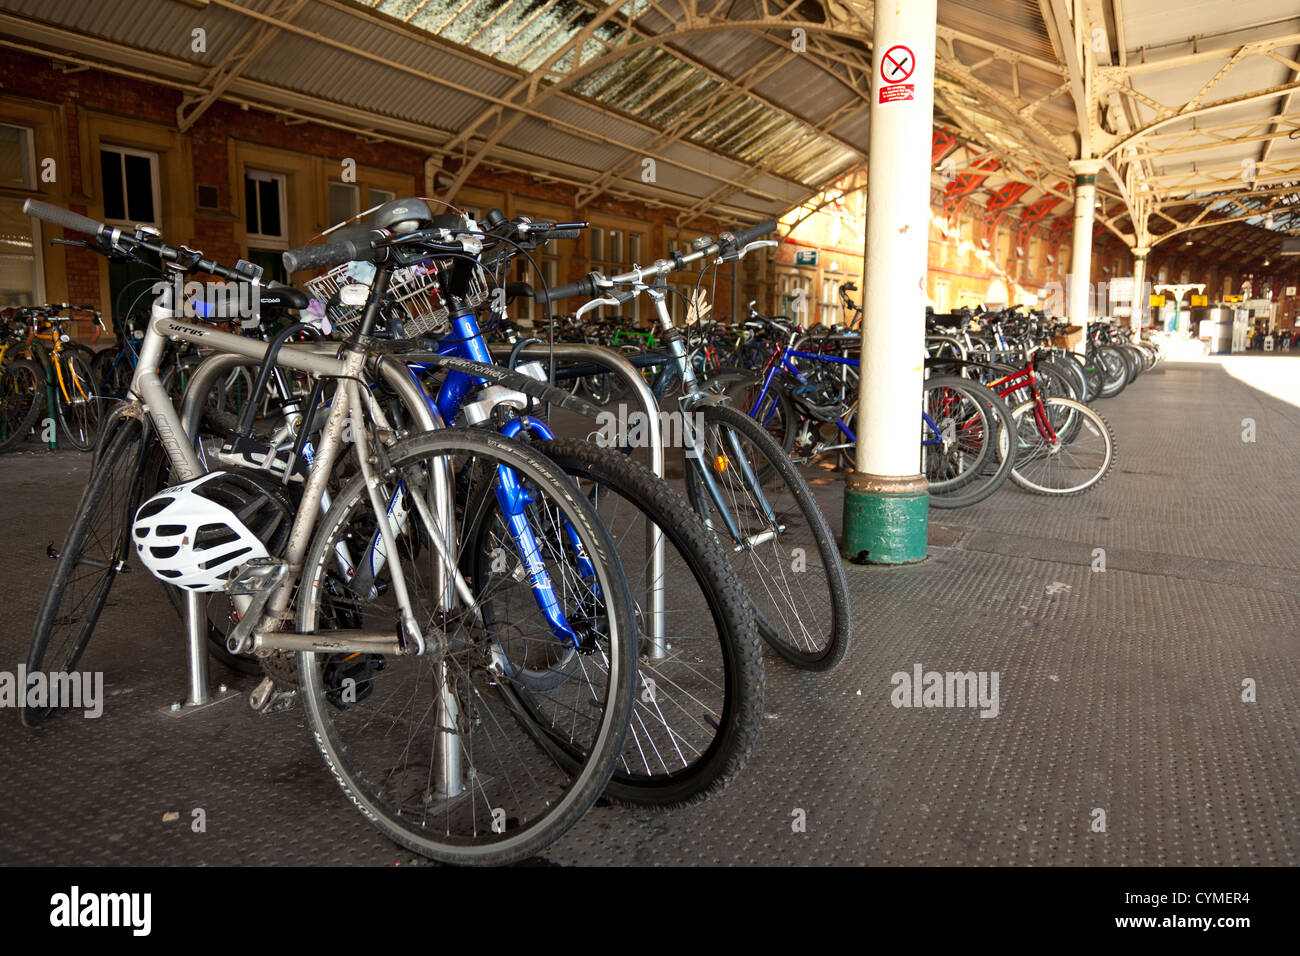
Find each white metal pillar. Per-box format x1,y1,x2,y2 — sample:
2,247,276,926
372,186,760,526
1068,158,1103,348
1131,245,1150,334
842,0,937,565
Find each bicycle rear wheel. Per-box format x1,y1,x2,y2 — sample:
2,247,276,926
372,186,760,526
925,377,1016,508
296,428,637,865
22,416,148,725
534,437,764,807
686,403,851,670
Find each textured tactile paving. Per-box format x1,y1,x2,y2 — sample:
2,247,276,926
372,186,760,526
0,357,1296,865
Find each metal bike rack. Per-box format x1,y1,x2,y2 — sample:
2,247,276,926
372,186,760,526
489,342,667,660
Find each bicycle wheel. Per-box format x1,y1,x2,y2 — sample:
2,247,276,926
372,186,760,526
685,403,851,670
534,437,763,807
1009,396,1115,496
1093,347,1129,399
925,377,1016,509
22,416,148,725
54,351,103,451
296,428,637,866
0,358,46,454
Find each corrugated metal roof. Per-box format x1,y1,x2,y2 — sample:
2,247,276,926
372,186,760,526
938,0,1057,63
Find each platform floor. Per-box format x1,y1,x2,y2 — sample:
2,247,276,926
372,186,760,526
1,355,1296,865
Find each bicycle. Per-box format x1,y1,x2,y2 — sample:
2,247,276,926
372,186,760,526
19,306,104,450
0,312,48,453
536,220,853,670
293,205,767,805
21,198,639,866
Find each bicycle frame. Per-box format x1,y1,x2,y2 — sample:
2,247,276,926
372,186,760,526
127,281,452,659
746,339,859,446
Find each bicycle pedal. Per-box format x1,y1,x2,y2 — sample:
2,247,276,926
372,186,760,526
226,557,288,596
248,676,298,715
47,543,59,560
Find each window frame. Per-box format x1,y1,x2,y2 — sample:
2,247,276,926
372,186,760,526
0,123,46,305
244,168,289,250
327,180,360,228
99,143,162,228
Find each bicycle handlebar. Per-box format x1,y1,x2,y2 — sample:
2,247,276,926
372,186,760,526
535,218,778,303
23,199,109,239
730,219,779,248
282,231,389,273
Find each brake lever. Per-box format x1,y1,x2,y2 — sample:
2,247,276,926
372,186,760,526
737,239,777,260
574,297,621,321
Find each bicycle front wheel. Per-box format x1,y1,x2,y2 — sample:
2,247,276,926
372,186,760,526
686,403,851,670
1009,396,1115,496
296,428,637,866
534,437,764,808
54,352,103,451
23,416,148,725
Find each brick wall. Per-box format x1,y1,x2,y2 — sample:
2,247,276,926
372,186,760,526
2,50,740,334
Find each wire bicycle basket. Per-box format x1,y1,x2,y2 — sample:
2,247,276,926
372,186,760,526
304,258,488,339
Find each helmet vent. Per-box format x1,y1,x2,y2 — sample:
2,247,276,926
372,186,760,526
199,546,253,571
136,497,173,520
195,523,241,549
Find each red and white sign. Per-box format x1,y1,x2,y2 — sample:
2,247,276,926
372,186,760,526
880,45,915,83
878,44,916,104
879,84,914,104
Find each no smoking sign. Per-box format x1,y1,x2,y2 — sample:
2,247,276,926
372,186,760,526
879,44,915,104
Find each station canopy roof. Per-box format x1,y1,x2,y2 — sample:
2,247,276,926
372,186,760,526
1,0,1298,263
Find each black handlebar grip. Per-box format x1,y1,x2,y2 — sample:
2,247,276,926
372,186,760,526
534,274,597,303
23,199,107,237
732,219,778,246
539,228,580,240
282,238,375,273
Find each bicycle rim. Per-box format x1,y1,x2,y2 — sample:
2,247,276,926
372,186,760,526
1009,397,1115,495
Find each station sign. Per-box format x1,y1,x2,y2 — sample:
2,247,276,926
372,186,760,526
794,249,819,267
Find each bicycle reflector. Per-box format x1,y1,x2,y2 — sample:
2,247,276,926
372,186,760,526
714,454,729,473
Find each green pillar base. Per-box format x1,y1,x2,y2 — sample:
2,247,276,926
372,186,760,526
841,472,928,565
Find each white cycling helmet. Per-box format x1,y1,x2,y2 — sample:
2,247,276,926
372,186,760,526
132,470,293,592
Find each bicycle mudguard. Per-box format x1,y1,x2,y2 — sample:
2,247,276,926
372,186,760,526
400,352,606,421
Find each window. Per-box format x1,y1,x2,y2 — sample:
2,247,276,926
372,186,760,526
0,123,35,188
589,224,646,321
245,169,288,248
519,257,559,326
0,124,44,307
328,181,359,227
821,275,841,326
367,187,396,210
100,145,160,225
933,279,950,314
